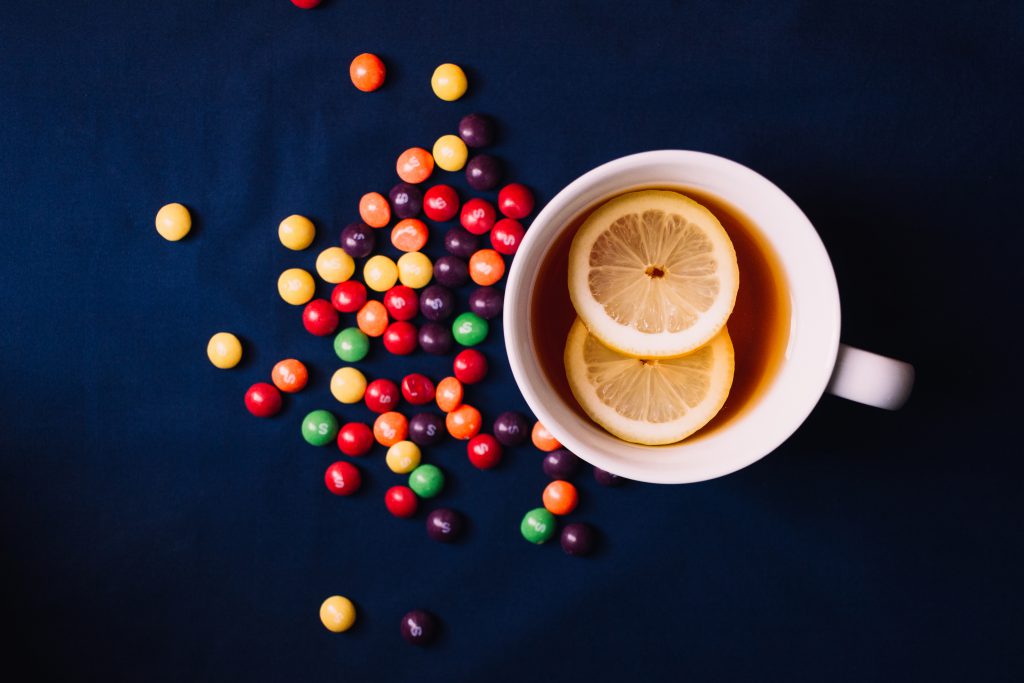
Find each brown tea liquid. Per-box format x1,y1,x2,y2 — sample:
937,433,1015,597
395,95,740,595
529,186,791,443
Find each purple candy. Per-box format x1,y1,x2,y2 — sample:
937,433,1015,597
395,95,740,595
389,182,423,219
425,508,463,543
444,226,480,259
418,322,454,355
458,113,495,148
433,255,469,288
400,609,439,645
593,467,623,486
465,154,502,191
492,411,530,447
340,221,375,258
560,523,597,557
409,412,445,447
419,284,455,321
468,287,503,320
542,449,581,480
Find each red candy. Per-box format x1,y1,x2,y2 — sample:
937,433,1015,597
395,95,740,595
291,0,321,8
467,434,503,470
383,285,419,321
490,218,525,255
453,349,488,384
383,321,418,355
423,185,460,222
331,281,367,313
460,198,497,235
244,382,282,418
497,183,535,219
365,378,401,413
385,485,418,518
401,373,436,405
302,298,340,336
324,461,362,496
337,422,374,456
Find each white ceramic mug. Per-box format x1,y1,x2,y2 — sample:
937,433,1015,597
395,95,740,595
504,150,914,484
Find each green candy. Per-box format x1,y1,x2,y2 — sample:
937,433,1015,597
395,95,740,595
520,508,557,544
452,312,488,346
334,327,369,362
302,409,339,447
408,464,444,498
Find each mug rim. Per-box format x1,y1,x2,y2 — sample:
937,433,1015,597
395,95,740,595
504,150,841,484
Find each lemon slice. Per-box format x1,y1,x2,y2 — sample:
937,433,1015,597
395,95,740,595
568,190,739,358
564,318,734,445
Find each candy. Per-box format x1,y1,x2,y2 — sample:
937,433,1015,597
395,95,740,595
432,134,468,172
468,286,503,320
423,185,460,222
400,610,438,645
278,268,315,305
325,461,362,496
207,332,242,369
409,412,445,446
374,412,409,447
292,0,321,8
490,218,525,255
445,404,481,440
385,485,418,518
465,154,502,191
593,467,623,486
245,383,282,418
468,249,505,286
426,508,463,542
349,52,385,92
401,374,436,405
386,440,421,473
363,255,399,292
453,349,487,384
443,226,479,258
466,434,502,469
382,321,418,355
391,218,428,252
460,198,497,235
337,422,374,456
272,358,308,393
396,148,434,184
365,378,401,413
334,327,370,362
430,63,467,101
458,113,495,148
532,421,561,451
316,247,355,283
542,480,578,515
320,596,356,633
435,377,463,412
303,299,340,336
493,411,529,446
331,367,367,404
389,182,423,219
560,522,597,556
339,221,375,258
155,202,191,241
433,255,469,288
452,312,488,346
358,192,391,228
278,214,315,250
331,280,367,313
497,183,535,219
542,449,581,480
382,285,418,321
418,322,454,355
396,251,433,289
356,300,389,337
303,410,339,446
521,508,557,544
419,284,455,321
408,464,444,498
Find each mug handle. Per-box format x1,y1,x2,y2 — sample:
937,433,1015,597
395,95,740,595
826,344,915,410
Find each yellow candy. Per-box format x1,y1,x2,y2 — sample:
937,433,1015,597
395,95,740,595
155,203,191,241
363,255,399,292
386,441,422,474
278,215,315,250
206,332,242,369
432,134,468,172
277,268,315,305
319,595,356,633
431,63,467,101
316,247,355,283
397,251,433,289
331,367,367,404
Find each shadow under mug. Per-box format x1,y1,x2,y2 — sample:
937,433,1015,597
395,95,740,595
504,150,914,484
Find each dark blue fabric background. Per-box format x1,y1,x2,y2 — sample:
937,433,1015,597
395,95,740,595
2,1,1021,680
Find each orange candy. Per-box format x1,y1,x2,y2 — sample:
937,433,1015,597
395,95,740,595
391,218,429,252
357,300,389,337
359,192,391,228
435,376,464,412
271,358,308,393
396,147,434,184
446,404,481,440
373,411,409,447
542,480,578,515
349,53,386,92
469,249,506,286
531,421,561,451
